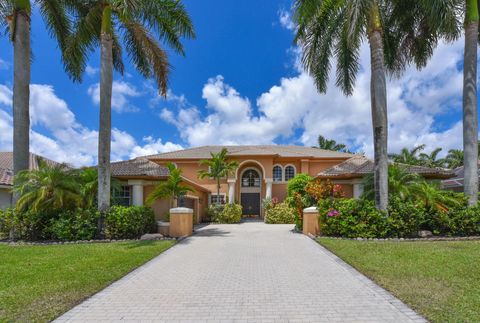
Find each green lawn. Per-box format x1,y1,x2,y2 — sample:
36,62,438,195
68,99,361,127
0,240,175,322
318,238,480,322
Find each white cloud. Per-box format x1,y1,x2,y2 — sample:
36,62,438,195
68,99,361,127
85,65,98,77
162,38,467,157
278,9,295,31
0,84,182,167
87,80,141,113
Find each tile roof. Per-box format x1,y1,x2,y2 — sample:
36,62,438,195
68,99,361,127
110,158,170,178
0,152,64,186
317,156,455,179
147,145,354,160
441,161,480,188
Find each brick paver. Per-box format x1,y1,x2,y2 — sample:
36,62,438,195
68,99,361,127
56,222,426,322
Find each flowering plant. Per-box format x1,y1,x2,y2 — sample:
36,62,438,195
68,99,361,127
327,209,340,217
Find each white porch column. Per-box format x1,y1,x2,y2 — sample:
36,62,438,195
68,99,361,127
227,179,236,204
129,180,144,206
265,178,273,199
353,182,364,199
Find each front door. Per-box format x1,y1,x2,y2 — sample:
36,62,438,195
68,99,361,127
241,193,260,216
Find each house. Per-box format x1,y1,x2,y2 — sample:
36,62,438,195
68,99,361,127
0,152,63,209
441,162,480,192
111,145,454,222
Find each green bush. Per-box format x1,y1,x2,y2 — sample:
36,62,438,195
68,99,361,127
47,209,99,241
0,208,55,241
105,206,156,240
265,202,296,224
208,203,242,224
386,197,426,238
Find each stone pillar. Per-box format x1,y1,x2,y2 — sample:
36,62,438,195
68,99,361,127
303,207,320,236
169,207,194,238
129,180,144,206
353,183,364,199
265,178,273,199
228,179,236,204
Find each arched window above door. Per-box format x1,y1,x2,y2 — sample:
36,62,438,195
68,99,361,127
242,169,260,187
273,165,282,182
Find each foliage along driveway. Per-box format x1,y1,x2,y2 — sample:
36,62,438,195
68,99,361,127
56,223,425,322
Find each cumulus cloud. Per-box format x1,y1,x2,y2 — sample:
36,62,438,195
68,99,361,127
278,9,295,31
85,65,99,77
88,80,141,113
161,38,466,157
0,84,182,167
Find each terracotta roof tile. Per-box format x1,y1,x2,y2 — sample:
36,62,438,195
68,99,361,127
110,158,169,178
147,145,354,160
317,156,454,179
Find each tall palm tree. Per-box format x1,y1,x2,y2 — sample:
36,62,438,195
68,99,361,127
64,0,195,235
389,144,425,165
445,149,464,169
462,0,479,205
198,148,239,205
419,148,445,168
146,163,194,207
316,135,350,152
293,0,456,210
13,160,81,213
0,0,71,200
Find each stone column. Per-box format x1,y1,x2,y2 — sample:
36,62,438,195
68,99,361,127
228,179,236,204
169,207,194,238
303,207,320,236
129,180,144,206
265,178,273,199
353,182,364,199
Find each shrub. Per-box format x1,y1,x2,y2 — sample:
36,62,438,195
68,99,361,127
47,209,99,241
0,208,55,241
387,196,425,238
265,202,295,224
105,206,156,239
208,203,242,224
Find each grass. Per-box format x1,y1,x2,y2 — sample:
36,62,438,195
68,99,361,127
0,240,175,322
318,238,480,322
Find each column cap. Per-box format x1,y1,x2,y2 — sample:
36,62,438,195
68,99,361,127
265,178,274,184
303,206,318,213
227,179,236,183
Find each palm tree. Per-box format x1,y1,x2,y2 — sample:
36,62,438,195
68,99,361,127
389,145,425,165
410,181,463,212
293,0,456,210
198,148,239,205
362,164,422,201
64,0,194,235
1,0,71,200
77,167,121,208
419,148,445,168
445,149,464,169
146,163,194,208
316,135,350,152
13,160,81,213
462,0,479,205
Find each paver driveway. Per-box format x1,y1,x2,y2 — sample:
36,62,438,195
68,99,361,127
56,222,425,322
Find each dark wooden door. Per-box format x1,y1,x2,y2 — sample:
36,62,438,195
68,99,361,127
241,193,260,216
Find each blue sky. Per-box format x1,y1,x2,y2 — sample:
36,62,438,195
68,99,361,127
0,0,473,166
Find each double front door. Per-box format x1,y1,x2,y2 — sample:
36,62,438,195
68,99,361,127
241,193,261,216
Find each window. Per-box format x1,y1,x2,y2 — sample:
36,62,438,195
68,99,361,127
112,185,131,206
273,165,282,182
211,194,225,205
242,169,260,187
284,166,295,181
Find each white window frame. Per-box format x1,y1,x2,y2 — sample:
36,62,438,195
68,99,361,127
284,164,296,182
272,164,283,182
209,193,226,206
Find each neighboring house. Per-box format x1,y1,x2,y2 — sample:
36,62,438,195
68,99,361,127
0,152,62,209
112,146,454,222
441,162,480,192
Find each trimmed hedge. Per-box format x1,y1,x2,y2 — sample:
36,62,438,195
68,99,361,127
105,206,156,240
207,203,242,224
265,202,296,224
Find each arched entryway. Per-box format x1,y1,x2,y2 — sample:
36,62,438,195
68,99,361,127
240,168,261,217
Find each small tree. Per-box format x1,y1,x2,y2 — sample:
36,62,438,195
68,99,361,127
146,163,194,208
197,148,239,205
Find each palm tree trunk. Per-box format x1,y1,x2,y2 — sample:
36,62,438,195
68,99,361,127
96,7,113,237
368,4,388,211
463,0,479,206
217,178,220,206
12,9,30,196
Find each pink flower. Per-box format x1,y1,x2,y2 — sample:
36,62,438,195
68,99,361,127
333,185,342,192
327,209,340,217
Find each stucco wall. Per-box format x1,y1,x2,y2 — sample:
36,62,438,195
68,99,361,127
0,189,12,210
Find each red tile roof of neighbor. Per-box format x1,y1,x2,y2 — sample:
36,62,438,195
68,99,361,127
110,158,170,178
317,155,455,179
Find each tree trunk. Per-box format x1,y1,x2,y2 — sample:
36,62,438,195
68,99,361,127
368,12,389,211
217,178,220,206
96,18,113,237
12,10,30,192
463,1,479,206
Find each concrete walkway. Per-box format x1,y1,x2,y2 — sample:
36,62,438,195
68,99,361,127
56,222,425,322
